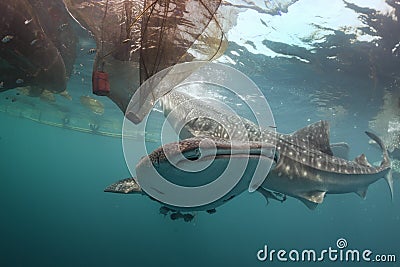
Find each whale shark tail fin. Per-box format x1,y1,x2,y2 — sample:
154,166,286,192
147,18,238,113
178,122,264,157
365,131,393,200
386,170,394,201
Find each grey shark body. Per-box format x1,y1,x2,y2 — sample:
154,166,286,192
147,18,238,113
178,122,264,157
260,122,392,208
160,90,393,207
106,90,393,210
105,137,281,212
159,89,267,142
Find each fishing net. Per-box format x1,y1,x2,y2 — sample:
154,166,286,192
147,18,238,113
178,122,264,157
0,0,76,95
0,0,232,137
64,0,228,116
0,0,301,137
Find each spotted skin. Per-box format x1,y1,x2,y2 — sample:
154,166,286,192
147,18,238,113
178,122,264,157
157,93,393,208
260,122,392,208
160,90,266,141
105,90,393,210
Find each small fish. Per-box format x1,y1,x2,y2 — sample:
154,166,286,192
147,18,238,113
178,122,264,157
16,78,24,84
30,39,38,46
58,23,68,31
2,35,14,43
0,81,4,88
59,90,72,100
159,206,172,216
169,212,194,222
206,209,216,214
170,212,181,220
182,213,194,222
24,18,33,25
87,48,97,54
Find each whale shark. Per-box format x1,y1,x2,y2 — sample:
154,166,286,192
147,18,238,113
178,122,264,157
259,122,392,209
105,90,393,211
106,124,392,209
157,90,393,208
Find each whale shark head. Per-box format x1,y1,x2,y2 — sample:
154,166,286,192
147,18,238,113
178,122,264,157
105,137,275,211
136,137,275,188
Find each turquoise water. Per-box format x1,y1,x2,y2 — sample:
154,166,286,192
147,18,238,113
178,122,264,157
1,83,399,266
1,2,400,264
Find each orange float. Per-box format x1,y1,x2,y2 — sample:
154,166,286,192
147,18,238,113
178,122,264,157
92,71,110,96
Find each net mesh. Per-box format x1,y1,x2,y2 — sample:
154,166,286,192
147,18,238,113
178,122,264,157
0,0,77,94
64,0,227,114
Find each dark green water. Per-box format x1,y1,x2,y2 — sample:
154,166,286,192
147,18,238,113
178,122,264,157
1,0,400,266
1,109,399,266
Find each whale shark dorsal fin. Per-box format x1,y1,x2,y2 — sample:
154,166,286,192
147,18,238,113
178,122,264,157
354,154,371,167
292,121,333,155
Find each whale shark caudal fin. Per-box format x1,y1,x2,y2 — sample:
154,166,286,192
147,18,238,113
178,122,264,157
292,120,334,156
104,178,143,194
386,170,394,201
365,131,394,201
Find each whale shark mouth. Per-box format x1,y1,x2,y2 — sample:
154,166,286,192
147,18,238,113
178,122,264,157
181,145,276,162
154,137,277,168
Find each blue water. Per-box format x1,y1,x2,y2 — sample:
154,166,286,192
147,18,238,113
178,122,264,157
1,77,399,266
1,0,400,265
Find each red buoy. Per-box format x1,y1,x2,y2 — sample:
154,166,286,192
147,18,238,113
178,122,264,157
92,71,110,96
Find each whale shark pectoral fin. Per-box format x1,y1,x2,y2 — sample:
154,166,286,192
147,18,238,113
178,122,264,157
257,187,287,204
299,191,326,204
355,187,368,199
297,191,326,210
292,120,333,156
104,177,142,194
330,142,350,159
297,198,319,210
248,157,274,192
